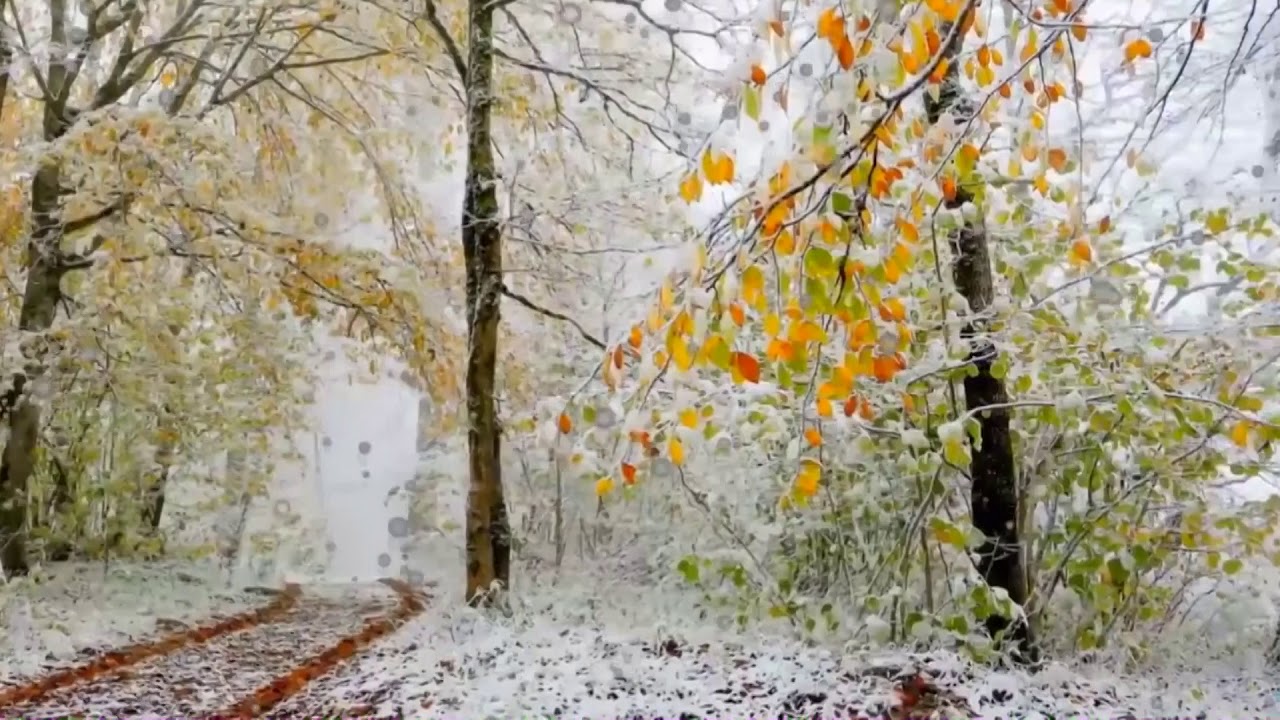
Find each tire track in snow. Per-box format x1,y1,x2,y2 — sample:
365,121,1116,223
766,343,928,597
0,583,301,711
219,578,429,718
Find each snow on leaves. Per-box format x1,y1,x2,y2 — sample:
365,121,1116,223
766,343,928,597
531,0,1280,655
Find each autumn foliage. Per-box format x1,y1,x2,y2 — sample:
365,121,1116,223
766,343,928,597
527,0,1280,661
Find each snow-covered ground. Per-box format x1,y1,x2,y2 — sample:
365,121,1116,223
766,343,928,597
0,560,263,682
4,561,1280,718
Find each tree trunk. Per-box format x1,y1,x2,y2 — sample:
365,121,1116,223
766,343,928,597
924,11,1036,664
140,271,196,544
461,0,511,606
1,161,67,578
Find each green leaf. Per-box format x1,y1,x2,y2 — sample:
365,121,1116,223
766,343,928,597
677,556,700,584
1106,557,1130,586
831,192,854,215
744,87,761,120
930,517,967,549
1223,557,1243,575
804,247,836,277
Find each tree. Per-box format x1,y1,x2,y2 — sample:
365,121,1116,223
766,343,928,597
407,0,721,599
0,0,453,576
921,4,1034,662
541,0,1280,664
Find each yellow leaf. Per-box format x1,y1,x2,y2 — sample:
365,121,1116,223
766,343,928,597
763,312,781,337
670,335,694,371
816,397,833,417
679,407,699,428
1230,420,1251,448
703,150,735,184
679,173,703,203
794,459,821,497
595,477,615,497
669,436,686,465
742,265,766,307
788,319,827,344
909,20,929,70
660,279,675,311
775,230,796,255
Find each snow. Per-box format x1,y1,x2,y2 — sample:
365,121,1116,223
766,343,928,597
0,560,261,683
5,563,1280,718
278,571,1280,718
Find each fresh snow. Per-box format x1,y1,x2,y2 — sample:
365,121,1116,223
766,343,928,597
0,560,262,683
7,561,1280,718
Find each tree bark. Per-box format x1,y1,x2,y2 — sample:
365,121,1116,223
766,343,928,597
460,0,511,605
924,10,1036,664
1,160,68,578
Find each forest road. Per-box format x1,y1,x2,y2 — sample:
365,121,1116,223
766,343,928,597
0,578,428,719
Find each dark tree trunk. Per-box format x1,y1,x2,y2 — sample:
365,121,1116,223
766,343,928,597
460,0,511,606
1,160,68,578
924,10,1037,664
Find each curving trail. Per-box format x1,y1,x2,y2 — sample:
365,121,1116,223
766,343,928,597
0,583,302,709
0,580,428,719
216,578,427,718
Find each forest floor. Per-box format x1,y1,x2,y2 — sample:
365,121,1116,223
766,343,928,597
2,561,1280,718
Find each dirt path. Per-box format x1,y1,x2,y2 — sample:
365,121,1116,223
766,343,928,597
0,579,427,718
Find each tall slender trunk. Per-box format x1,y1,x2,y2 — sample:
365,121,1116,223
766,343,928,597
140,264,198,542
1,160,68,578
924,9,1036,663
461,0,511,605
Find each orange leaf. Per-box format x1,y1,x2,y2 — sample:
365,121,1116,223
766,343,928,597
843,395,858,417
621,463,637,484
729,301,746,326
858,400,876,421
558,413,572,434
733,351,761,383
750,64,767,86
1070,237,1093,264
1124,38,1152,63
878,298,906,322
629,324,643,349
817,7,844,41
836,35,855,70
872,355,898,383
804,427,822,447
940,176,957,202
1047,147,1068,172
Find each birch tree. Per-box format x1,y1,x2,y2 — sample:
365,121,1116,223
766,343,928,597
547,0,1280,662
